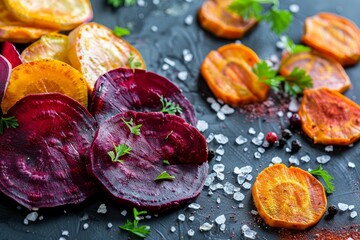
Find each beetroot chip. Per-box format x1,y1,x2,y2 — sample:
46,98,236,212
0,93,98,209
88,111,208,212
0,55,11,109
1,42,22,68
90,68,197,125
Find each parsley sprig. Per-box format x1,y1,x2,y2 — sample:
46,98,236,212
309,165,335,194
228,0,293,35
122,118,142,136
282,36,311,55
0,116,19,134
108,143,132,163
120,208,150,238
113,26,131,37
253,61,313,95
127,52,142,69
160,96,182,115
107,0,136,8
154,171,175,181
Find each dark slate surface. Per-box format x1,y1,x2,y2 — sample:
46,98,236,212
1,0,360,239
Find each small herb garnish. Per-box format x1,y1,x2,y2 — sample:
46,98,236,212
154,171,175,181
309,165,335,194
162,160,170,166
253,61,313,96
0,116,19,135
113,26,131,37
127,52,142,69
122,118,142,136
282,36,311,55
228,0,293,35
165,130,174,140
160,96,182,115
119,208,150,238
108,143,132,163
107,0,136,8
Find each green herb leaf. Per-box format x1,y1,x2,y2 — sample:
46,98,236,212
122,118,142,136
154,171,175,181
0,116,19,135
165,130,173,140
108,143,132,163
162,160,170,166
107,0,136,8
282,36,311,55
113,26,131,37
228,0,264,20
284,67,313,96
253,61,285,91
127,52,142,69
160,96,182,115
120,208,150,238
309,165,335,194
263,8,292,35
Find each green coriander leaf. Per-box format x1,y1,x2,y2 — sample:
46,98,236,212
284,67,313,96
263,8,293,35
107,0,122,8
113,26,131,37
127,52,142,69
162,160,170,166
124,0,137,7
228,0,264,20
0,116,19,135
283,36,311,55
309,165,335,194
154,171,175,181
120,208,150,238
253,61,285,91
160,96,182,115
122,118,142,136
108,143,131,163
165,130,173,140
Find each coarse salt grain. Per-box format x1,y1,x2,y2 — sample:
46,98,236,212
220,104,235,115
189,216,195,221
242,182,252,190
248,127,256,135
215,156,222,162
216,197,221,204
217,172,225,180
61,230,69,236
183,49,193,62
316,155,331,164
26,212,39,222
207,97,216,104
300,155,311,163
348,162,356,168
338,203,349,211
251,137,262,146
177,71,188,81
83,223,89,230
187,229,195,237
215,134,229,144
97,204,107,214
220,223,226,232
199,222,213,232
350,211,358,218
224,182,236,194
170,226,176,232
196,120,208,132
242,225,257,239
107,222,113,229
184,15,193,25
239,203,244,208
217,111,226,120
325,145,334,152
271,156,282,164
121,210,127,216
234,192,245,201
349,205,355,210
188,203,201,210
206,133,214,143
289,155,300,165
178,214,186,221
215,214,226,225
213,163,225,172
216,145,225,155
235,135,248,145
211,102,221,112
289,4,300,13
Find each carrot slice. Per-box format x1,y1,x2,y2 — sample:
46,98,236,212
0,1,56,43
198,0,257,39
302,12,360,66
68,22,146,91
299,88,360,145
3,0,92,31
1,59,88,113
200,43,269,106
252,164,327,230
21,33,70,64
279,51,351,93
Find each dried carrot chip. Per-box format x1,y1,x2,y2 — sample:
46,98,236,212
299,88,360,145
302,12,360,66
21,33,70,64
3,0,93,31
252,164,327,230
198,0,257,39
200,43,269,106
280,51,351,93
68,22,146,91
1,59,88,113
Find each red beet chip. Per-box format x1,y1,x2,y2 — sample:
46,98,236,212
0,93,98,209
88,110,208,212
90,68,197,126
1,42,22,68
0,55,11,109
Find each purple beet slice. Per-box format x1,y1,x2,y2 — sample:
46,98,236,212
0,93,98,209
1,42,22,68
88,110,208,212
90,68,197,125
0,55,11,109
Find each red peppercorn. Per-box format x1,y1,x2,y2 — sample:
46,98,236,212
266,132,278,145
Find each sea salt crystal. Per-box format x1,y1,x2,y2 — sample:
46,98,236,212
188,203,201,210
107,222,113,229
288,98,299,112
220,223,226,232
272,156,282,164
300,155,311,163
244,147,248,152
213,164,225,172
216,197,221,204
237,175,246,185
277,111,284,117
215,156,222,162
348,205,355,210
150,25,158,32
97,204,107,214
257,132,265,140
215,214,226,225
217,98,224,104
205,173,216,186
183,49,193,62
217,172,225,180
216,145,225,155
220,105,235,114
145,215,151,220
240,165,253,174
38,216,44,221
83,223,89,230
242,225,257,239
26,212,39,222
235,135,248,145
199,222,213,232
246,174,253,181
348,162,356,168
254,152,261,159
189,216,195,221
184,15,194,25
224,182,236,194
262,141,270,148
215,134,229,144
270,54,279,63
196,120,208,132
338,203,349,211
170,226,176,232
287,112,293,118
206,133,215,143
350,211,358,218
289,155,300,165
233,192,245,201
258,147,265,154
251,137,262,146
210,183,224,191
121,210,127,216
238,203,244,208
316,155,331,164
251,210,258,215
217,111,226,120
23,219,29,225
285,148,291,153
207,97,216,104
276,40,285,49
248,127,256,135
187,229,195,237
325,145,334,152
289,4,300,13
242,182,252,190
59,237,66,240
211,102,221,112
80,213,89,221
162,64,170,70
62,230,69,237
178,214,186,221
177,71,188,81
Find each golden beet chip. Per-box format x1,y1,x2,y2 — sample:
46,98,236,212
299,88,360,145
21,33,70,64
3,0,93,31
198,0,257,39
252,164,327,230
200,43,269,106
302,12,360,66
1,59,88,113
68,22,146,91
280,51,351,93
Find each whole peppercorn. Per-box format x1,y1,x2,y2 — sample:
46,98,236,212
281,129,293,140
325,205,338,220
266,132,278,145
277,138,287,148
289,113,301,129
291,139,302,152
